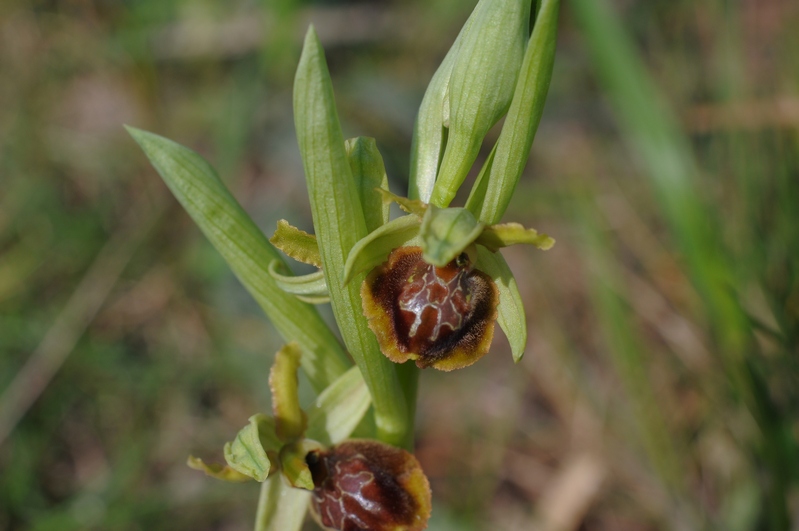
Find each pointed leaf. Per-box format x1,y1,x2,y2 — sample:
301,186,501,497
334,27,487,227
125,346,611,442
268,262,329,302
430,0,532,207
476,222,555,251
126,127,348,393
306,366,372,446
465,142,497,217
269,343,307,442
343,215,422,284
279,440,323,490
346,137,390,233
477,0,561,224
269,219,322,267
186,456,253,483
476,246,527,362
420,205,484,267
253,474,311,531
224,414,282,482
294,27,407,446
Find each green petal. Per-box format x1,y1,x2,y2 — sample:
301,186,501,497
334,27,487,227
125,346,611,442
268,262,329,302
346,137,390,233
279,440,323,490
126,127,348,393
186,456,253,483
476,246,526,362
306,366,372,446
224,414,282,482
430,0,531,207
343,215,422,285
253,474,311,531
378,188,428,217
269,219,322,268
420,205,484,267
269,343,307,442
294,26,407,446
476,0,561,224
476,222,555,251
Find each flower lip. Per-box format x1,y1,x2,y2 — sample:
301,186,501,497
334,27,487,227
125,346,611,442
307,439,432,531
362,246,498,371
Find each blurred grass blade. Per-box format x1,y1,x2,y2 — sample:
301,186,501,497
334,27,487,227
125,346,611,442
344,215,421,284
269,219,322,267
476,246,526,362
294,27,407,446
306,365,372,446
571,0,796,525
476,0,560,224
346,137,390,233
126,126,349,393
269,343,307,442
253,474,311,531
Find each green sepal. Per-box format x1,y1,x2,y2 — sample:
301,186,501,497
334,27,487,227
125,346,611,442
125,126,348,394
294,26,407,446
430,0,531,207
378,189,429,217
343,215,422,284
476,246,527,362
476,222,555,251
253,474,311,531
269,343,307,442
224,414,282,482
186,456,253,483
420,205,485,267
465,142,497,217
279,439,323,490
346,137,390,233
306,365,372,446
476,0,561,224
269,219,322,268
268,262,329,303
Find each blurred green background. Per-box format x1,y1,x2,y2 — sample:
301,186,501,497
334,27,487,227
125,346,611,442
1,0,798,529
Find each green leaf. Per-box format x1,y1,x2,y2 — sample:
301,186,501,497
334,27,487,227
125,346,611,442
268,262,329,303
419,205,484,267
294,27,407,446
186,456,253,483
126,126,349,393
465,142,497,217
476,246,526,362
278,439,323,490
253,474,311,531
224,414,282,482
306,366,372,446
343,215,422,285
269,343,307,442
346,137,390,233
430,0,532,207
269,219,322,267
476,0,561,224
476,222,555,251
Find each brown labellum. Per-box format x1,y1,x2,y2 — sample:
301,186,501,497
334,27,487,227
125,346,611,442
306,440,432,531
362,246,498,371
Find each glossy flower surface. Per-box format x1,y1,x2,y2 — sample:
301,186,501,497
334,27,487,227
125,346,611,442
307,440,432,531
362,246,498,371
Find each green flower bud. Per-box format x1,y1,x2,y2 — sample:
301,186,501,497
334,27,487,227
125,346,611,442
429,0,531,207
